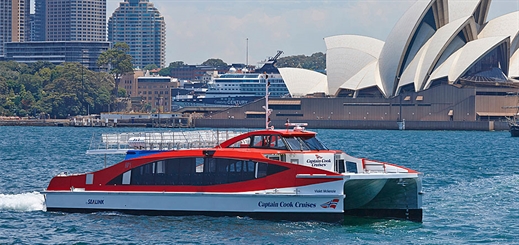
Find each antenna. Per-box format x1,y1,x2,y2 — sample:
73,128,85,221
246,38,248,67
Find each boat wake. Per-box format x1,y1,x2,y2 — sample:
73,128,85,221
0,192,45,212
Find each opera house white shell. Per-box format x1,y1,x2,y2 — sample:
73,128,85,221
278,67,328,97
283,0,519,99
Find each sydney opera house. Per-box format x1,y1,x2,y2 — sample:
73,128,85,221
207,0,519,127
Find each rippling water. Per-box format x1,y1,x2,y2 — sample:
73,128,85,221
1,126,518,244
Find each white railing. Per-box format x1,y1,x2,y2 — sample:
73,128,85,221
87,130,244,154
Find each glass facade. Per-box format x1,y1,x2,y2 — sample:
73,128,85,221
34,0,106,42
108,0,166,68
4,41,111,72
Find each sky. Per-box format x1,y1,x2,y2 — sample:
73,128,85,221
105,0,519,67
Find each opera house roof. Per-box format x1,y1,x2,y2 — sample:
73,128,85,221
283,0,519,98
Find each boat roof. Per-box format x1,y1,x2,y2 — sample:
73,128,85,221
217,129,316,148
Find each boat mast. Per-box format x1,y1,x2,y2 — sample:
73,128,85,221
263,72,272,129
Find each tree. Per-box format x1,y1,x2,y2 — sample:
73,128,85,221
96,42,134,97
0,60,116,118
202,58,227,68
276,52,326,71
158,67,171,76
158,61,188,76
144,64,158,71
168,61,187,68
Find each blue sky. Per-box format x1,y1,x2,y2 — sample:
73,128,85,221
106,0,519,67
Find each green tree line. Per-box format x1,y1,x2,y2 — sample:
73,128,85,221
276,52,326,71
159,52,326,75
0,61,115,118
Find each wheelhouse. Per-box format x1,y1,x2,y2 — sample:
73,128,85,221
218,130,328,151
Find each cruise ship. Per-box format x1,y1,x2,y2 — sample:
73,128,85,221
172,51,290,110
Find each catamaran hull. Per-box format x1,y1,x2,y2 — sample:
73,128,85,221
43,174,423,222
343,176,423,222
510,124,519,137
43,191,345,222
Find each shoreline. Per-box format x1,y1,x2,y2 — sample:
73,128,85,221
0,118,510,131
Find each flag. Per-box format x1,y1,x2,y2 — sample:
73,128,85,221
320,199,339,209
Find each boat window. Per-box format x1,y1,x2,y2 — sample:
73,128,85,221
246,161,255,172
107,157,288,186
256,162,267,178
251,135,269,148
205,158,216,173
196,158,204,173
269,135,287,149
122,171,131,184
156,161,165,173
235,161,242,172
228,162,235,172
284,137,310,151
283,136,327,151
226,138,251,148
250,135,288,150
302,136,328,150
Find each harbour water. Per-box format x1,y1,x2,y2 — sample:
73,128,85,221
1,126,519,244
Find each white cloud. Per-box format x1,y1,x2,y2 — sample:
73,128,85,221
106,0,519,67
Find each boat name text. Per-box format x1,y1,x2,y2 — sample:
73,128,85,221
314,189,337,193
257,201,316,208
307,158,331,167
86,199,104,205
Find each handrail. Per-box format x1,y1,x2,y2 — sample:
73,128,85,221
87,130,244,154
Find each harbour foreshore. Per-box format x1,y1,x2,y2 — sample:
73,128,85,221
0,118,510,131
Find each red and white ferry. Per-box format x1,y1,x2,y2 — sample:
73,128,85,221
43,79,423,222
42,123,423,222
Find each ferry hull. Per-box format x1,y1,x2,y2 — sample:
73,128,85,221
44,174,422,222
43,191,345,222
343,176,423,222
510,124,519,137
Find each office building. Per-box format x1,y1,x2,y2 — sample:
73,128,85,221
4,41,111,72
108,0,165,69
0,0,30,56
34,0,106,41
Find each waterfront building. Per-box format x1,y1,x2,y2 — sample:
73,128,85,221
119,71,179,112
3,41,110,71
120,70,145,98
34,0,106,41
137,76,176,112
0,0,30,57
108,0,166,69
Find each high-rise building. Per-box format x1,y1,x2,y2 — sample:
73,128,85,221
33,0,45,41
4,41,111,71
0,0,30,56
29,14,36,41
34,0,106,41
108,0,166,69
